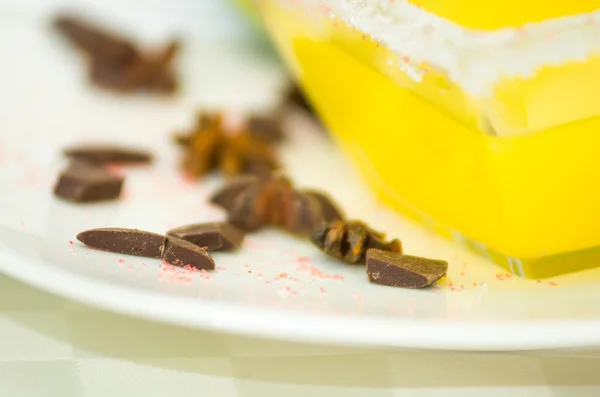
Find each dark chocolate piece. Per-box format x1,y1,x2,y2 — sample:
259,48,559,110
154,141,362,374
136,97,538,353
366,250,448,289
310,220,402,264
210,176,258,211
247,114,285,143
166,222,245,251
76,228,165,258
163,237,215,270
302,189,344,222
53,15,138,67
63,144,152,165
54,161,123,203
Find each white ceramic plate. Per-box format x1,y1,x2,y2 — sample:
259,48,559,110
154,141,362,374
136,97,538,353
2,19,600,352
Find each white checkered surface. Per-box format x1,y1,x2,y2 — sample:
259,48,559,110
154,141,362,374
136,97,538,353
0,274,598,397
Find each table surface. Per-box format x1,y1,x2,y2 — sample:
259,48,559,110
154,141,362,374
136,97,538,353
1,273,600,397
2,2,600,396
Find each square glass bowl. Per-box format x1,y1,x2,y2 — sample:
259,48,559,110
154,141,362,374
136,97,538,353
257,0,600,279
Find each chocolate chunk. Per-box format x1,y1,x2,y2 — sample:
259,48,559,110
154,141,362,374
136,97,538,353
54,161,123,203
163,237,215,270
210,176,258,211
366,250,448,289
166,222,245,251
302,189,344,222
247,114,285,143
63,144,152,165
76,228,166,258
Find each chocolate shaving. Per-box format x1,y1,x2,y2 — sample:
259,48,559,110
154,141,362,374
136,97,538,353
167,222,245,251
76,228,165,258
54,161,123,203
366,250,447,289
63,144,153,165
76,227,215,270
162,237,215,270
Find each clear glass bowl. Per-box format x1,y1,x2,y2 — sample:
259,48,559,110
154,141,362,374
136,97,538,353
258,0,600,279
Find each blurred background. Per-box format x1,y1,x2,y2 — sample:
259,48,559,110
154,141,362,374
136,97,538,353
0,0,257,42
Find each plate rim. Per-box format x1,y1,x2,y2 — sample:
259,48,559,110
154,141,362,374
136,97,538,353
1,241,599,352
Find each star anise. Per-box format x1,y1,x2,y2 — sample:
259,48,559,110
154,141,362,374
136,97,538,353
210,173,344,235
175,112,279,178
53,14,178,94
310,220,402,264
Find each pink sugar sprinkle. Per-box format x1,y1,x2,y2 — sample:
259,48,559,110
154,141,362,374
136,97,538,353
141,262,148,268
279,272,288,278
68,240,74,246
351,291,364,301
536,279,543,284
118,259,125,264
199,269,213,280
256,272,263,278
277,286,292,297
332,274,344,281
127,265,133,271
183,264,199,273
296,263,337,281
549,281,558,287
216,266,226,271
105,164,125,175
244,264,250,268
296,256,310,263
319,287,327,294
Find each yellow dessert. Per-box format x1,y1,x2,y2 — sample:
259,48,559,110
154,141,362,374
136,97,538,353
258,0,600,279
